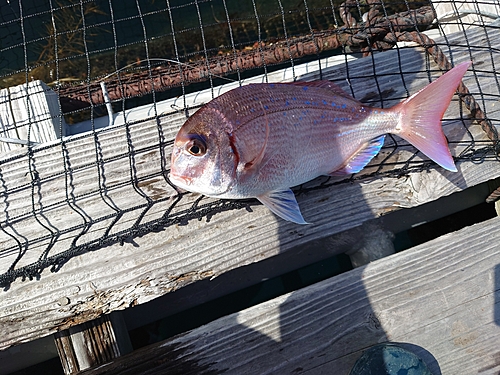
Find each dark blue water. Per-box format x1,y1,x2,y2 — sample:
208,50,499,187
0,0,338,83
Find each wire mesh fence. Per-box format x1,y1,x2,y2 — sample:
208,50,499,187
0,0,499,288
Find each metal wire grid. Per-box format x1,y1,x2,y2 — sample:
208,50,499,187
0,0,499,288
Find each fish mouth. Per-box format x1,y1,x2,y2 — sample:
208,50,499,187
168,172,231,198
168,173,191,189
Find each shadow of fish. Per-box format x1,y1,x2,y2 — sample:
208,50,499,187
170,61,470,224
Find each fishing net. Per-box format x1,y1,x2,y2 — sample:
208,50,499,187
0,0,499,288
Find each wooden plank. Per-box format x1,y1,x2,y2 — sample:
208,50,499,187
81,214,500,375
0,25,499,349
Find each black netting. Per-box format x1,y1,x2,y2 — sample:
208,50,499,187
0,0,499,288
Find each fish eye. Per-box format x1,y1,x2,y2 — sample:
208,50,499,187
186,136,207,156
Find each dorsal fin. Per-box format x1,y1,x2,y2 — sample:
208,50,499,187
285,80,351,97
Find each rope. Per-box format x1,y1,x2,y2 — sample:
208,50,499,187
395,31,499,145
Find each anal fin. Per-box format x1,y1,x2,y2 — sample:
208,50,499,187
330,135,385,176
257,189,309,225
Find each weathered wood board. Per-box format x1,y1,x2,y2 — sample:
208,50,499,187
0,24,499,350
82,214,500,375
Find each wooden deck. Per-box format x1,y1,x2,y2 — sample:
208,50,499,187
81,213,500,375
1,19,499,374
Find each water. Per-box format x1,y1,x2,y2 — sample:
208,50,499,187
0,0,427,99
0,0,341,87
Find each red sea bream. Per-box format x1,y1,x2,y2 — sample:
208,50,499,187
169,61,470,224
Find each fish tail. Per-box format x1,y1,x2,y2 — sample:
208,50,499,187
392,61,471,172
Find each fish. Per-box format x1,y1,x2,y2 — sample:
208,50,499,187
169,61,470,224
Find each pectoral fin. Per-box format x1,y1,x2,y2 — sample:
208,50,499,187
257,189,309,224
330,135,385,176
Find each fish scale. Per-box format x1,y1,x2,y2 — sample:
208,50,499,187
170,62,470,224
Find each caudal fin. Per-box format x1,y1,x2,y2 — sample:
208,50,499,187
392,61,471,172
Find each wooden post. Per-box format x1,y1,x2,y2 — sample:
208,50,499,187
54,312,132,374
0,80,66,153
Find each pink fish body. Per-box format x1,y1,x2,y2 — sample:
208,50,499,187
170,61,470,224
